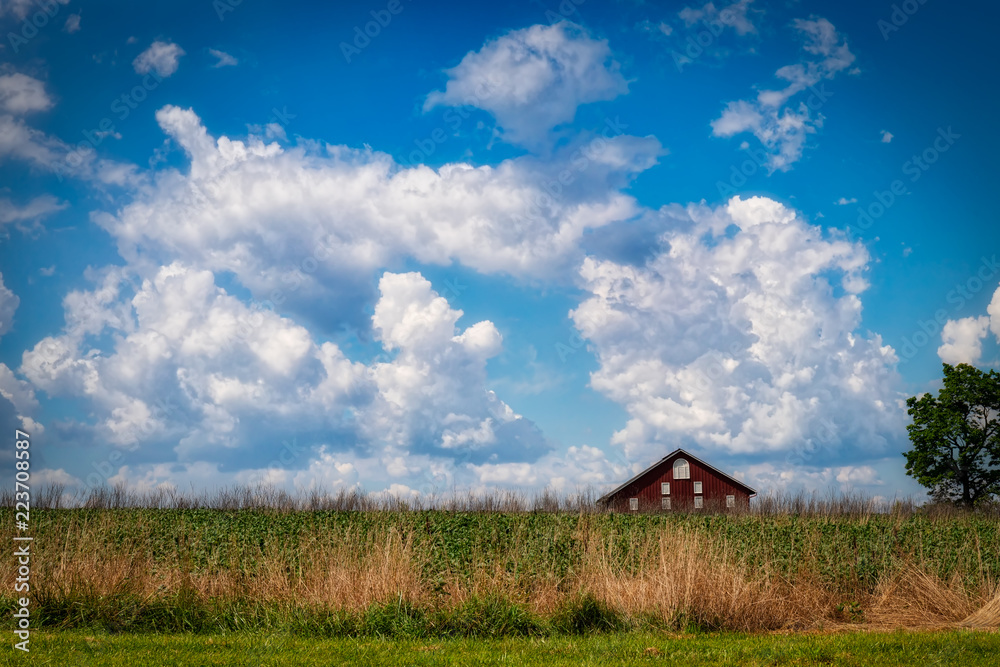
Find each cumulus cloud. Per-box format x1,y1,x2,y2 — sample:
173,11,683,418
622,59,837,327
208,48,238,68
0,73,52,114
835,197,857,205
133,40,185,78
990,285,1000,342
881,130,893,143
571,196,902,469
711,17,855,171
19,262,546,487
937,316,990,365
368,272,547,463
424,22,628,148
936,285,1000,366
95,105,656,335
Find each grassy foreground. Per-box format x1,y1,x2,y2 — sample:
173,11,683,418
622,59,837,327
4,504,1000,634
2,629,998,666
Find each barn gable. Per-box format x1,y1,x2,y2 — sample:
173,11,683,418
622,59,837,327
597,448,756,512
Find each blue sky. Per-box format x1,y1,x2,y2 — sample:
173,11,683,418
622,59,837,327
1,0,998,502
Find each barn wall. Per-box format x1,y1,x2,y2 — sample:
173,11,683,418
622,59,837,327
606,453,752,512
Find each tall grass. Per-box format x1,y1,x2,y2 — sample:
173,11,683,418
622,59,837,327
11,482,998,517
3,484,999,636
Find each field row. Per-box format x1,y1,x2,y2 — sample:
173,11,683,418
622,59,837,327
2,509,999,635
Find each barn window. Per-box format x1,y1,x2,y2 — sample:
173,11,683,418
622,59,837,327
673,459,690,479
662,497,671,510
661,482,670,495
693,481,703,494
694,496,704,509
629,498,638,511
726,495,735,508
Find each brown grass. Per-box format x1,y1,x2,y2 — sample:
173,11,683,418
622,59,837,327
32,520,424,611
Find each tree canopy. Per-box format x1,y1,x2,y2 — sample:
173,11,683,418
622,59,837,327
904,363,1000,507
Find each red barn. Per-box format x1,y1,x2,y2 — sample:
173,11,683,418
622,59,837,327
597,448,756,512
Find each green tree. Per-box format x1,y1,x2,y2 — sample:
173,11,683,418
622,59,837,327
904,363,1000,507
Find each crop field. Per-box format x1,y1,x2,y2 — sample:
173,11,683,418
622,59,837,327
2,489,1000,643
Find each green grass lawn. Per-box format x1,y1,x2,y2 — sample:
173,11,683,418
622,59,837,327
2,629,998,666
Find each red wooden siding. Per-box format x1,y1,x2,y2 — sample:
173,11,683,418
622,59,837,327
604,452,752,512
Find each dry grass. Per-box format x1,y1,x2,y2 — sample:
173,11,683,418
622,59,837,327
575,527,829,631
32,519,424,611
10,482,999,519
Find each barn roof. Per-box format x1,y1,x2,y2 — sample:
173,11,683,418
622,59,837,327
597,448,757,504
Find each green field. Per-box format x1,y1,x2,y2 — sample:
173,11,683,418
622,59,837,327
3,506,999,635
2,629,998,666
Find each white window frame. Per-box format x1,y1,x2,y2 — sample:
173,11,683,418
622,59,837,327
726,495,735,508
629,497,638,511
693,481,703,494
673,458,690,480
661,482,670,495
662,497,671,510
694,496,704,509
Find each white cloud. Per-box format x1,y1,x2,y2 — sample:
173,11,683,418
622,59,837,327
881,130,893,143
711,100,763,136
835,197,857,205
209,48,238,68
0,73,52,114
30,468,79,487
63,12,81,33
19,262,545,475
0,273,39,436
572,196,902,468
0,113,140,185
679,1,757,36
424,22,628,148
0,272,18,338
0,194,67,230
938,315,991,365
367,272,544,462
711,17,855,172
94,105,656,328
0,0,68,19
735,460,886,495
133,41,185,78
990,285,1000,342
